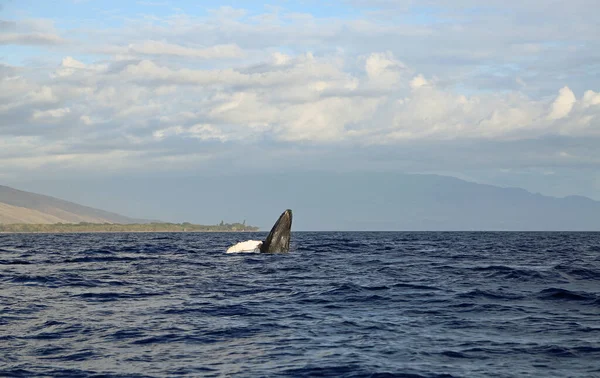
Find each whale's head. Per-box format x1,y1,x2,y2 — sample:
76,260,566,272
260,209,292,253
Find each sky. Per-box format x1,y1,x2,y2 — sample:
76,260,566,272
1,0,600,225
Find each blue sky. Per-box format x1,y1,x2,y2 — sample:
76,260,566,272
1,0,600,225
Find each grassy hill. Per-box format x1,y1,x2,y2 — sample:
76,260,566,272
0,185,145,224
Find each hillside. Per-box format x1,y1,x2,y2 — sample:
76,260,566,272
38,173,598,231
0,185,143,224
5,173,600,230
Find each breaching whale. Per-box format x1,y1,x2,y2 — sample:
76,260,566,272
226,209,292,253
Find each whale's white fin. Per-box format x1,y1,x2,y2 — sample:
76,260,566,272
226,240,263,253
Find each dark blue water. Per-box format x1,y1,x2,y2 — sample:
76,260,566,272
1,232,599,377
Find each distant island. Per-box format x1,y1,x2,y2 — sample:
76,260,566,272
0,222,260,233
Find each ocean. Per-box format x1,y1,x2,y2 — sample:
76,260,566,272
1,232,599,377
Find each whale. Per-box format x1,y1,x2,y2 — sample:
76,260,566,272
260,209,292,253
226,209,292,253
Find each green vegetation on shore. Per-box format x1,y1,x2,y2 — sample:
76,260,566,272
0,222,260,233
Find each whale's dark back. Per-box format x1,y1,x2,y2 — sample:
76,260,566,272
260,209,292,253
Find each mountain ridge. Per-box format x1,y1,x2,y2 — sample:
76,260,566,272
3,173,600,230
0,185,146,224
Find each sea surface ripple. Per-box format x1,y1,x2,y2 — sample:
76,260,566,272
1,232,599,377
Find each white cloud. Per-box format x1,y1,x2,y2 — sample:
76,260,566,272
80,115,93,125
0,18,65,45
28,86,57,103
33,107,71,120
0,75,31,102
582,90,600,108
53,56,89,77
208,6,248,20
188,124,229,141
116,53,347,90
0,32,65,45
3,51,600,153
103,41,245,59
409,74,429,89
152,126,184,140
271,52,291,66
548,86,576,120
2,3,600,183
364,51,406,88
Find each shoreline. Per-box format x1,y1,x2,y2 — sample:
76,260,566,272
0,223,260,234
0,230,262,234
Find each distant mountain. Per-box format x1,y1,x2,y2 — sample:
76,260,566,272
312,172,600,231
287,172,600,231
0,185,146,224
49,172,596,231
6,172,600,230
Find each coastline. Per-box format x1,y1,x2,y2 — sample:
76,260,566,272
0,230,261,234
0,223,260,234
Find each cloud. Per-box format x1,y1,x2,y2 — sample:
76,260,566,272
3,50,599,151
365,51,406,85
0,20,16,31
53,56,88,77
548,86,576,120
32,107,71,120
1,3,600,196
153,124,228,142
112,53,347,90
98,41,244,59
53,3,598,96
409,74,429,89
0,18,66,45
582,90,600,107
0,32,65,45
208,6,248,20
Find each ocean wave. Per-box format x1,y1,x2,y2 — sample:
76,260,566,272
537,288,597,302
1,232,599,377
